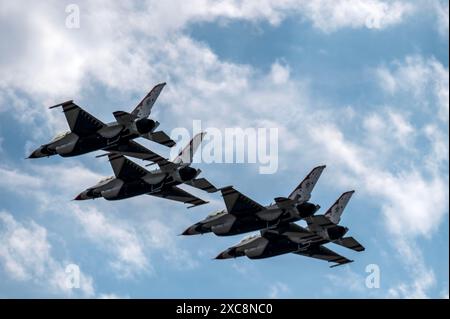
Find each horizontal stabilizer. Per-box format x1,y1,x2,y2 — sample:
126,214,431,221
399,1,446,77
149,186,208,208
294,245,353,268
185,178,218,193
113,111,136,125
305,214,336,229
274,197,296,208
329,259,354,268
144,130,176,147
105,141,175,169
334,236,365,252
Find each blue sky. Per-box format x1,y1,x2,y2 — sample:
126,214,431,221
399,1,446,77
0,1,448,298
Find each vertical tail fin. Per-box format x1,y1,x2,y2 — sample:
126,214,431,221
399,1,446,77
173,132,206,165
288,165,326,202
131,82,166,119
324,191,355,224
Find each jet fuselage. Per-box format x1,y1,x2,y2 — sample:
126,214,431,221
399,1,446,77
216,224,347,260
215,234,308,259
183,202,319,236
28,119,156,158
75,166,199,201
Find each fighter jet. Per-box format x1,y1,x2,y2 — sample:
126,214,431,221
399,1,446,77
28,83,175,160
181,165,325,236
215,191,365,267
74,132,217,208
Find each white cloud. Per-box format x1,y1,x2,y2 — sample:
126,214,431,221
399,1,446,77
0,0,414,106
387,237,436,298
31,163,104,195
71,204,198,278
72,205,149,277
300,0,414,32
0,166,43,190
98,293,129,299
270,61,290,84
309,121,447,237
0,163,104,213
376,56,449,123
143,219,198,269
423,124,449,173
434,0,449,38
362,109,415,157
268,281,290,298
0,211,94,297
325,267,368,294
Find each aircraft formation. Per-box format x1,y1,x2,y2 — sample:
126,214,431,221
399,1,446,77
29,82,364,268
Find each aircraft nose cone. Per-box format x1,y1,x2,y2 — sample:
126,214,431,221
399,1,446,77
181,225,201,236
73,191,88,201
215,250,232,260
215,253,226,259
28,148,44,159
181,228,193,236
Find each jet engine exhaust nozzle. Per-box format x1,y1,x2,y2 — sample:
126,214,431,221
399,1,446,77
135,118,156,134
327,226,349,240
178,167,198,181
296,202,320,218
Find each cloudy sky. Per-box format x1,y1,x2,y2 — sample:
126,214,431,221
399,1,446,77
0,0,448,298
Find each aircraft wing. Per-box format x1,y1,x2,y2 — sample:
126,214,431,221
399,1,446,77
106,141,177,170
149,186,208,208
185,178,218,193
49,100,105,136
143,130,176,147
220,186,265,216
107,153,149,182
334,236,365,252
294,245,353,268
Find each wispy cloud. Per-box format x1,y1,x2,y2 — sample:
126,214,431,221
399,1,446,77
0,211,95,297
268,281,290,298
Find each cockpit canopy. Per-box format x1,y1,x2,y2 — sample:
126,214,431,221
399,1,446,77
239,234,259,244
51,131,70,142
98,176,115,184
207,209,226,218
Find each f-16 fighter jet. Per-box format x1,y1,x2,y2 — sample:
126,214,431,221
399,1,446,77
74,132,217,208
215,191,365,267
28,83,175,160
181,165,325,236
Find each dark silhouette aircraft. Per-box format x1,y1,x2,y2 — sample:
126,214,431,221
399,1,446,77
28,83,175,160
74,132,216,208
215,191,364,267
182,166,325,236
